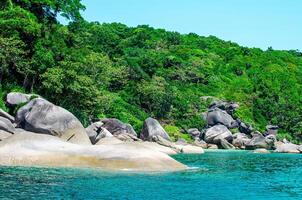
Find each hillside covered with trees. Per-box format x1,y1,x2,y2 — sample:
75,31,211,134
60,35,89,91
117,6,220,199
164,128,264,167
0,0,301,142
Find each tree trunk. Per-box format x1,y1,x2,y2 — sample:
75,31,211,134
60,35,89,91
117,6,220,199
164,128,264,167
30,75,37,93
23,75,29,90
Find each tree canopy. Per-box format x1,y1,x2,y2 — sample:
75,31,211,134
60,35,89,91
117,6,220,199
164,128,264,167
0,1,301,142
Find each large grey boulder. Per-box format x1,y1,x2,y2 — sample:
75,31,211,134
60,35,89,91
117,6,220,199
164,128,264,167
0,116,15,134
0,109,15,123
86,121,113,144
140,118,171,141
206,108,237,128
204,125,233,144
6,92,38,107
100,118,137,136
245,133,275,150
232,133,251,149
275,143,300,154
16,98,91,145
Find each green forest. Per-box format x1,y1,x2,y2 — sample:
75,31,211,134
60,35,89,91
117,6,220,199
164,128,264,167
0,0,301,142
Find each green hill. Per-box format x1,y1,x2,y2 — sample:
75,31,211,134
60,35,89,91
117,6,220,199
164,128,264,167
0,0,301,142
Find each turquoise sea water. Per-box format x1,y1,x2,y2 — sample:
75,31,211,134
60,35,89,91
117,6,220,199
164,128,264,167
1,150,302,200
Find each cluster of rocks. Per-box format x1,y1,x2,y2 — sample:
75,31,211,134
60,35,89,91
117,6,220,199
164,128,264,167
0,92,199,171
187,99,302,153
0,92,301,172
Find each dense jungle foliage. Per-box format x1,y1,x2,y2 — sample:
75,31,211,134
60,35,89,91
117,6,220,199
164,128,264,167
0,0,301,142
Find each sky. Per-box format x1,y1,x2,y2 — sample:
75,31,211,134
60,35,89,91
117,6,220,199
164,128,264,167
80,0,301,50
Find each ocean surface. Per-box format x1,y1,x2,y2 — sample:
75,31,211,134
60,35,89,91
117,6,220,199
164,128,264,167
1,150,302,200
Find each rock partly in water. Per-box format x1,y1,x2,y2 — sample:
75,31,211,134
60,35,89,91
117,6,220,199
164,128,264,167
204,125,233,144
0,133,186,172
275,143,300,154
206,108,237,128
253,148,270,154
100,118,137,136
16,98,91,145
207,144,219,149
245,133,275,150
140,118,171,141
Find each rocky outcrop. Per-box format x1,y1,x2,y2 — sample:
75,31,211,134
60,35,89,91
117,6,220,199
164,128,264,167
204,125,233,144
237,120,253,135
275,143,301,154
0,133,187,172
0,109,15,123
245,133,275,150
232,133,251,149
16,98,91,145
100,118,137,136
193,139,208,148
0,116,15,134
206,108,237,128
151,135,178,151
187,128,201,139
219,138,235,149
209,100,239,115
140,118,171,141
175,138,188,145
116,133,140,142
207,144,219,149
86,121,113,144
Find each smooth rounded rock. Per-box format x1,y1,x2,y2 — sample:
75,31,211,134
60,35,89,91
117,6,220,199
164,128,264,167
16,98,91,145
6,92,37,107
0,133,186,172
275,143,300,154
204,125,233,144
100,118,137,136
253,148,270,154
140,118,171,141
206,108,237,128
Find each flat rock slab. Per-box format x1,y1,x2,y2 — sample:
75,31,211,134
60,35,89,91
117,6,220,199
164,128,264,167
0,133,187,172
